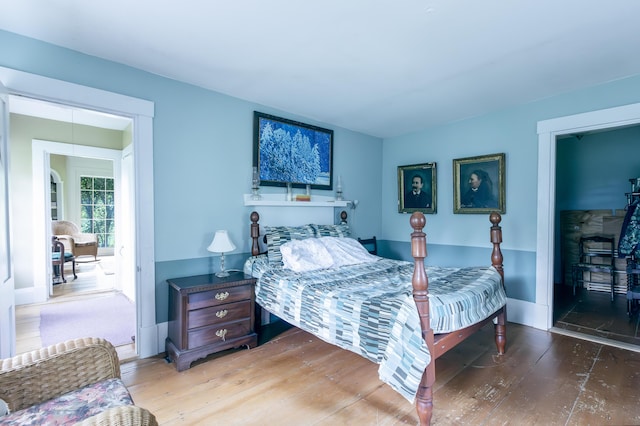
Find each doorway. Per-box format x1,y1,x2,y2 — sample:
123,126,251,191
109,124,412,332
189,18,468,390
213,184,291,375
536,102,640,350
552,128,640,347
12,100,136,357
0,65,158,358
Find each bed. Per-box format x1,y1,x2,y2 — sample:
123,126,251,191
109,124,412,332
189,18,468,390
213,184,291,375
245,210,506,425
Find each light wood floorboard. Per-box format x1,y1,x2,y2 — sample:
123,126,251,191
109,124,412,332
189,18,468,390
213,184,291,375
15,256,136,362
120,322,640,425
16,265,640,424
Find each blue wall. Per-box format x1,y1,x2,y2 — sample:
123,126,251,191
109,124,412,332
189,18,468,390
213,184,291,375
4,29,640,318
382,74,640,304
553,126,640,281
0,30,382,323
556,126,640,211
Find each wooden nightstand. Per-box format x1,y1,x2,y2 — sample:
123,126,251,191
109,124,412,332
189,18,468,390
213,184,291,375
165,271,258,371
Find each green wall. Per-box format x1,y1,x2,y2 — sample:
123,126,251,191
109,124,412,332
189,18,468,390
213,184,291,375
9,113,123,289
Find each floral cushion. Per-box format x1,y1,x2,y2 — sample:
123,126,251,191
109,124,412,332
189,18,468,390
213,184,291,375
0,378,133,425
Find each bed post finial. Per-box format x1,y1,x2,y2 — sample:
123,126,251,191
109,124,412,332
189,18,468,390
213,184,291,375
250,211,260,256
410,212,434,426
489,212,503,280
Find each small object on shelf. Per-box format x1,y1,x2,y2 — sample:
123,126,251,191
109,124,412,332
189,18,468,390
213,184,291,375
295,194,311,202
336,175,343,201
306,184,311,196
251,166,261,200
286,182,293,201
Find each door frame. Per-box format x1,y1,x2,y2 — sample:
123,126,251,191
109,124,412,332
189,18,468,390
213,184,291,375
0,80,14,357
32,140,123,298
0,66,159,358
536,102,640,330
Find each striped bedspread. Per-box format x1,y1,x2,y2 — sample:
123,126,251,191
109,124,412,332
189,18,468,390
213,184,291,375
244,256,506,402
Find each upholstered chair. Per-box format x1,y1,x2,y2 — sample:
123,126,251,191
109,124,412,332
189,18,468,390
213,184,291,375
52,220,99,260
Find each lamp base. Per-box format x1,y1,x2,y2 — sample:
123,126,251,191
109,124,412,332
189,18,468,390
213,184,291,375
215,270,230,278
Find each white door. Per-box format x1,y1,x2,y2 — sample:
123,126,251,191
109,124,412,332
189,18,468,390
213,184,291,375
119,145,136,303
0,80,15,357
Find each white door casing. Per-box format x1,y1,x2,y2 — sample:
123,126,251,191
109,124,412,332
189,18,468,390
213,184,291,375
120,144,136,303
536,102,640,330
0,79,15,357
0,66,158,357
33,141,122,299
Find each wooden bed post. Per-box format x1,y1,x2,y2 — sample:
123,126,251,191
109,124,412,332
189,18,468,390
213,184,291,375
248,210,504,425
250,211,260,256
410,212,434,426
490,212,507,355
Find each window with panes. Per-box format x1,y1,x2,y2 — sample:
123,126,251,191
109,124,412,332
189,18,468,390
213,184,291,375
80,176,114,248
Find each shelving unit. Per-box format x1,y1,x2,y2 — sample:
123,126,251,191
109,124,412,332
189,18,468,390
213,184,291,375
50,172,64,221
624,178,640,297
50,175,58,220
625,177,640,206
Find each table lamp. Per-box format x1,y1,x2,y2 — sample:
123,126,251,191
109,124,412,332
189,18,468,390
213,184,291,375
207,230,236,277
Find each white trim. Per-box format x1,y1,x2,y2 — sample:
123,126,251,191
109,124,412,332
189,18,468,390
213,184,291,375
0,68,153,118
0,66,158,358
506,298,548,330
550,327,640,353
32,140,122,299
536,102,640,330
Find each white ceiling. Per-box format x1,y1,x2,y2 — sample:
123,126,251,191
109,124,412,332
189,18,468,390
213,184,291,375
2,1,640,138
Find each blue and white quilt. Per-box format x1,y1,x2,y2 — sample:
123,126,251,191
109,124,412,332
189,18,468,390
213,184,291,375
244,250,505,402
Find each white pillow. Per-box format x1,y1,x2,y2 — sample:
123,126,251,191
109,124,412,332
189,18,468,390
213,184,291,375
280,238,334,272
0,398,9,417
318,237,379,266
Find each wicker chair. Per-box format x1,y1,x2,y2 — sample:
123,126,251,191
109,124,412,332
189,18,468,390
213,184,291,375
0,338,157,425
52,220,99,260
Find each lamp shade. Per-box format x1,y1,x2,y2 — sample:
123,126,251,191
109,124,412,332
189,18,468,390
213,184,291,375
207,230,236,253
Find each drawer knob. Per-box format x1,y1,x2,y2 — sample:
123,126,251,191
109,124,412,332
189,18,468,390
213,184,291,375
215,291,229,301
216,329,228,341
215,309,228,318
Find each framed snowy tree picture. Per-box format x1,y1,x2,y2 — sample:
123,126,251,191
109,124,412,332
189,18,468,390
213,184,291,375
253,111,334,190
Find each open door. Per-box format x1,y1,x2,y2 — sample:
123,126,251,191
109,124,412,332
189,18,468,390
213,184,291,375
0,80,15,357
119,144,136,303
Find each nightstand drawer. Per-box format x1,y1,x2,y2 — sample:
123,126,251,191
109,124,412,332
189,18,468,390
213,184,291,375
188,319,251,348
166,273,257,371
188,300,251,329
188,284,252,310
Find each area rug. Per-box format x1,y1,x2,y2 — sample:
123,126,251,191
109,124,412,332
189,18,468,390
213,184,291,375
40,293,135,347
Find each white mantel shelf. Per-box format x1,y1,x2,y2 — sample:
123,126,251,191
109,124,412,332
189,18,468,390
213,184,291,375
244,193,350,207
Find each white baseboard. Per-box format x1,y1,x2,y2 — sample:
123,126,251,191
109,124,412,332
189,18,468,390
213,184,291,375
506,297,550,330
15,288,36,306
138,323,161,358
155,322,168,356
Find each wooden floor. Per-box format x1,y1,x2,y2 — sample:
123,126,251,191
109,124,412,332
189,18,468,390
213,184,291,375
122,321,640,425
15,256,136,362
554,284,640,347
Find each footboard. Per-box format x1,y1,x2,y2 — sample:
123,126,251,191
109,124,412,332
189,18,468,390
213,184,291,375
248,210,505,426
410,211,505,425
